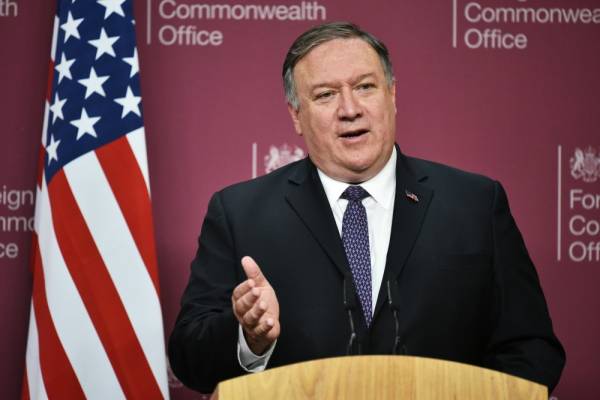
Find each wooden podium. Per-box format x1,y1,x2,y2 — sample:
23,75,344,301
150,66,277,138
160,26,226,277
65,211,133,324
214,355,547,399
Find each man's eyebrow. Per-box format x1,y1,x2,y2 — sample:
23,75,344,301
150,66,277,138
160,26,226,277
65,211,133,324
308,73,377,92
351,73,376,84
308,81,338,92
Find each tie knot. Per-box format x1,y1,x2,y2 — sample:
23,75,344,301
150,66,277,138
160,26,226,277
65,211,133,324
341,185,370,202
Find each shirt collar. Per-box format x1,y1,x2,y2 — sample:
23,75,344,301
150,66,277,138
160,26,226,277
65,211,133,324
317,147,397,210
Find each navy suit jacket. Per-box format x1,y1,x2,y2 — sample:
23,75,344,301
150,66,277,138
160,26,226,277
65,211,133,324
169,149,565,393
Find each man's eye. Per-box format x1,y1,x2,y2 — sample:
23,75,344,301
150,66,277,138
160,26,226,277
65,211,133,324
315,91,334,100
357,83,375,90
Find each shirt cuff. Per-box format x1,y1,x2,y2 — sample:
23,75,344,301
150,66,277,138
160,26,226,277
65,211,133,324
237,324,276,372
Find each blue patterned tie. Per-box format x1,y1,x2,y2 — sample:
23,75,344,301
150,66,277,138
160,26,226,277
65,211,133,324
341,185,372,326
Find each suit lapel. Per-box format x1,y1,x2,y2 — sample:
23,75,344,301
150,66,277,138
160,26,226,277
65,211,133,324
284,153,434,321
285,159,350,278
373,152,433,318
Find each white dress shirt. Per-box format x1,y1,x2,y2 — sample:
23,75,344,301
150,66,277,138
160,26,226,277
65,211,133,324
238,148,398,372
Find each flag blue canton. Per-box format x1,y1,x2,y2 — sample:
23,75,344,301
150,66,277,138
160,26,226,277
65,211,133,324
46,0,142,182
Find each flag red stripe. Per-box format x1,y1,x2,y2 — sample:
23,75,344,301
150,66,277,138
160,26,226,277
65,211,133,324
20,369,30,400
46,60,54,103
37,146,45,191
30,233,86,399
47,170,163,399
96,137,160,294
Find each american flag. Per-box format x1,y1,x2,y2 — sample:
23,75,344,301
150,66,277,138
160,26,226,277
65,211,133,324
23,1,169,398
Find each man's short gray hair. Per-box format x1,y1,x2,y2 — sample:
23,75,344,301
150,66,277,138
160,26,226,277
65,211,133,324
282,21,395,110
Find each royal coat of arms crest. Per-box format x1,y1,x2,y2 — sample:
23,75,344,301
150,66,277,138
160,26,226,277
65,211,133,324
264,144,305,174
570,147,600,183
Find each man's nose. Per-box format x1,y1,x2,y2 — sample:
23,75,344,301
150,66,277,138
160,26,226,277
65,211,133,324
337,89,362,121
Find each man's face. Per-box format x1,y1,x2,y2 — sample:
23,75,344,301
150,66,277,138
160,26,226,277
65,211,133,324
288,38,396,183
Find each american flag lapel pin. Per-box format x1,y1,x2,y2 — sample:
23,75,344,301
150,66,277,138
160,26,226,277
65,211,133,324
405,190,419,203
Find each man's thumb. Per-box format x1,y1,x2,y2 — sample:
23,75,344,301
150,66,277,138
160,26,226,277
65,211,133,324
241,256,265,284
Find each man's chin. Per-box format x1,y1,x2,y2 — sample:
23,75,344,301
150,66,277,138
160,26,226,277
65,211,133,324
336,160,381,183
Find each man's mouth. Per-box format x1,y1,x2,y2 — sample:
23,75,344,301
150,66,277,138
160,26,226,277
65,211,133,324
339,129,369,139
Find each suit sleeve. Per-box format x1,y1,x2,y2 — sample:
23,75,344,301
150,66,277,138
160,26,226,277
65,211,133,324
168,191,245,393
483,181,565,391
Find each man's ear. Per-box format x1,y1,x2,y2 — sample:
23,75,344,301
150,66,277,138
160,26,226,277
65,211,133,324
287,103,303,136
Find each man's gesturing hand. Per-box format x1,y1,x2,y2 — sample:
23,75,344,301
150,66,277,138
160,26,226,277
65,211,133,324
232,256,280,355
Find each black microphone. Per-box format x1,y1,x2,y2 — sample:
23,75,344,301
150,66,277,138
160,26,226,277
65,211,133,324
343,277,361,355
386,279,405,355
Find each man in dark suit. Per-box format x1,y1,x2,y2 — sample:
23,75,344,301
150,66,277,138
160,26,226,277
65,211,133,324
168,22,565,393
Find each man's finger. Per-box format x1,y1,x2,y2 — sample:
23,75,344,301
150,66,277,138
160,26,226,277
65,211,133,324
252,316,275,337
242,300,267,328
232,278,255,301
233,287,260,316
241,256,266,285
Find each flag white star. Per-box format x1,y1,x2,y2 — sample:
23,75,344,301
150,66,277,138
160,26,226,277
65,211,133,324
70,108,101,140
49,94,67,123
55,53,75,83
46,135,61,164
88,28,119,60
122,48,139,78
114,86,141,118
78,67,109,99
97,0,126,19
60,11,83,42
46,135,60,165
